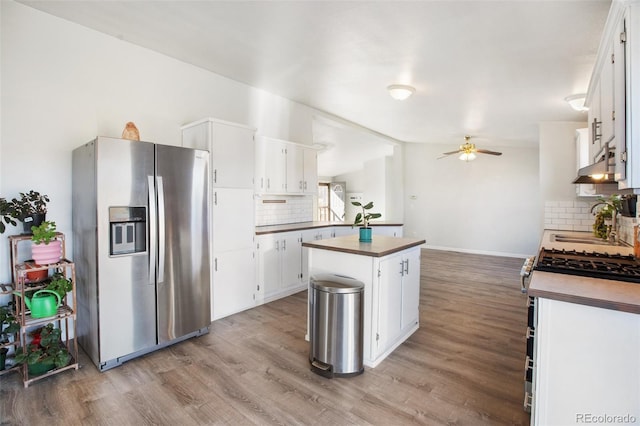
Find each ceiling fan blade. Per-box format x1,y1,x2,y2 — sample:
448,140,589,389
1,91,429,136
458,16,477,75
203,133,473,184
476,149,502,156
437,152,459,159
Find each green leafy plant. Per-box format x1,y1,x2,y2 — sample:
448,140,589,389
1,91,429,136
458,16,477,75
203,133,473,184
592,194,622,239
0,304,20,344
45,273,72,299
31,221,57,244
352,201,382,228
0,197,18,234
10,190,49,219
14,323,71,370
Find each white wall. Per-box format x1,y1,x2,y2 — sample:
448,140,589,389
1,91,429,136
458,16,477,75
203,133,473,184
403,142,541,257
539,122,587,201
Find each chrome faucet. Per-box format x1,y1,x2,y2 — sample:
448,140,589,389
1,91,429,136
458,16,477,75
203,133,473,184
591,201,619,245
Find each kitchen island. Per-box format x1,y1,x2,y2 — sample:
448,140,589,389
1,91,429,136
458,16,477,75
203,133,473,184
303,234,425,368
527,230,640,425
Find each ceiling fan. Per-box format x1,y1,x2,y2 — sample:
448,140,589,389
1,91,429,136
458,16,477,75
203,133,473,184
439,136,502,161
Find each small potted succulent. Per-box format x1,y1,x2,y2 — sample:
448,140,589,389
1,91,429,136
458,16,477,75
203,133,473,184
10,190,50,233
30,221,62,265
352,201,382,242
15,323,71,376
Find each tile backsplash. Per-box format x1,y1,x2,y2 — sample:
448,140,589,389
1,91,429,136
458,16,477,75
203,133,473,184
544,201,593,232
255,195,314,226
545,200,638,244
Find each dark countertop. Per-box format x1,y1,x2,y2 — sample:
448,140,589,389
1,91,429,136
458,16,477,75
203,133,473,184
528,230,640,314
302,234,425,258
255,221,403,235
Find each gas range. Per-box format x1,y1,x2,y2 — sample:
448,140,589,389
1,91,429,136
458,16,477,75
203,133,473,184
533,247,640,284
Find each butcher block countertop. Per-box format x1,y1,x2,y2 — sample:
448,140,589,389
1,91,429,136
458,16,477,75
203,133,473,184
255,221,403,235
302,234,425,258
528,230,640,314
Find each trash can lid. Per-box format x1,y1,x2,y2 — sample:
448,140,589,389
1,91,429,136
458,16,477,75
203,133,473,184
310,274,364,294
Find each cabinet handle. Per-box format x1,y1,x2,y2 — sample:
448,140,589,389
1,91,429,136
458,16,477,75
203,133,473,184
299,180,303,190
404,259,409,275
213,169,217,184
267,178,271,189
304,181,307,190
524,391,533,410
399,261,405,276
214,258,218,272
261,177,264,189
214,191,217,206
282,239,286,250
276,241,279,251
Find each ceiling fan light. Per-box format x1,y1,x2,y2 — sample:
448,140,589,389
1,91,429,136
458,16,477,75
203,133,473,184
387,84,415,100
459,152,476,161
565,94,588,112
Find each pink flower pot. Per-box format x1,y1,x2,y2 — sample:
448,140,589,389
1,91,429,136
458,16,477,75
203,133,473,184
31,240,62,265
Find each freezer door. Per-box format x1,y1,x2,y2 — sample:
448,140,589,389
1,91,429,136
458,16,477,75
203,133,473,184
95,137,157,362
156,144,211,342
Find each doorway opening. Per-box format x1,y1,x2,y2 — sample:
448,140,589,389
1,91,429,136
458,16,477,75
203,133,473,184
318,182,346,222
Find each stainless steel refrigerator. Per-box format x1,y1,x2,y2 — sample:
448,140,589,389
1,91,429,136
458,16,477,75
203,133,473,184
72,137,210,371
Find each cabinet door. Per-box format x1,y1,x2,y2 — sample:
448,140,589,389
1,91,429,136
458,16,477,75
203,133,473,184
212,123,255,189
614,16,627,182
401,249,421,329
588,80,602,161
280,233,302,289
286,144,304,194
212,188,254,252
376,253,404,355
374,226,403,237
212,248,256,321
303,148,318,194
333,226,358,237
257,235,282,298
264,141,287,193
600,43,615,145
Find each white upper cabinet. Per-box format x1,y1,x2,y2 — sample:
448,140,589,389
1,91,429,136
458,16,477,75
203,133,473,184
256,136,318,194
587,1,640,190
181,118,256,189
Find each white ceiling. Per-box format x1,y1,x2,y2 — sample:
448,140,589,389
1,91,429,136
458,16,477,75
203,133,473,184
19,0,610,151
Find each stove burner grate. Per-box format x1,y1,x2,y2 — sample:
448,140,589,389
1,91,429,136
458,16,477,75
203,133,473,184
534,247,640,283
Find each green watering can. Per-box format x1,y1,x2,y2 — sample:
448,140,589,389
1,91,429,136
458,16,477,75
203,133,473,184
13,289,61,318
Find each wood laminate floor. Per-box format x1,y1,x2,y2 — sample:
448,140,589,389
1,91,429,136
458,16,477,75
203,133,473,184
0,249,531,425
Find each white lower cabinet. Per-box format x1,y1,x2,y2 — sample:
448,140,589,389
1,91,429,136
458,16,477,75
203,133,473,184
533,298,640,425
256,232,304,303
373,226,403,237
212,248,256,321
375,248,420,358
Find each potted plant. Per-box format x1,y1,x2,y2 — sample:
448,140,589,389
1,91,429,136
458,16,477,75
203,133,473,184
0,304,20,371
14,323,71,376
0,197,18,234
10,190,50,233
592,194,622,239
352,201,381,242
31,221,62,265
45,272,72,300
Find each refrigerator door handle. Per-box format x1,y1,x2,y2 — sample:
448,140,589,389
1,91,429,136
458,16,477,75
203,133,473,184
157,176,166,283
148,175,157,285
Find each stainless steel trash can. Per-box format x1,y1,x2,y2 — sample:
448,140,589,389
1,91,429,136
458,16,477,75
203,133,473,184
309,274,364,378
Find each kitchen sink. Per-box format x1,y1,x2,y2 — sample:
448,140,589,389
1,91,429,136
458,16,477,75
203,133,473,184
550,233,630,247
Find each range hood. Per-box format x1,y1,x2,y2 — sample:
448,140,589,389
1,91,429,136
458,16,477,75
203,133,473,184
573,145,616,184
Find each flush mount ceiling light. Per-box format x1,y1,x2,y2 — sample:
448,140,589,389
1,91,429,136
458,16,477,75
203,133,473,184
565,94,588,112
387,84,415,100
